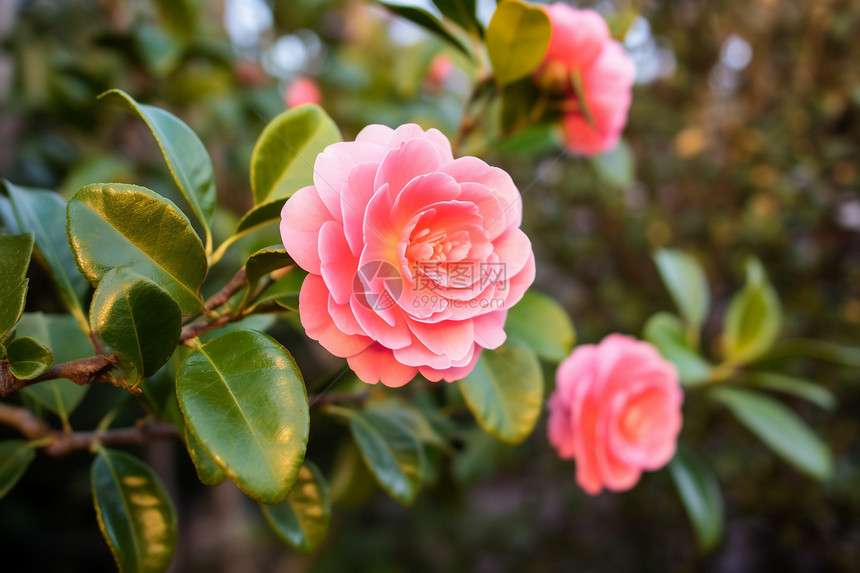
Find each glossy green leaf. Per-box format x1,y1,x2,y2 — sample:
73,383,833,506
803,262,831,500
746,372,836,410
236,199,284,234
251,104,341,207
99,89,216,251
139,347,189,431
239,246,293,312
132,21,183,78
505,290,575,363
486,0,551,85
723,257,781,364
341,406,426,506
644,312,711,386
261,462,332,554
433,0,479,30
669,444,724,552
711,387,832,481
378,1,471,56
0,233,33,338
17,313,93,420
176,330,309,504
457,339,544,444
68,183,206,314
91,448,178,573
5,336,53,380
90,268,181,380
0,440,37,499
2,181,88,328
654,249,710,333
185,427,226,486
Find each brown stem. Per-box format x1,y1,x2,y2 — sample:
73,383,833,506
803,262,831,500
452,76,495,156
0,402,178,456
0,355,116,398
204,266,248,314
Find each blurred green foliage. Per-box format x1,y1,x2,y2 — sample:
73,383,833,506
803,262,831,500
2,0,860,571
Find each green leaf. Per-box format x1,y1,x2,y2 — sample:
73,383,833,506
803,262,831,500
90,269,181,380
653,249,710,333
17,313,93,420
235,199,284,234
261,462,332,554
592,140,635,188
643,312,711,386
340,406,426,506
0,232,33,338
457,339,544,444
185,427,226,486
67,183,207,314
250,105,341,207
711,387,832,481
91,448,178,573
251,268,307,312
5,336,53,380
433,0,479,30
0,440,37,499
723,257,781,364
745,372,836,411
668,444,724,552
99,89,216,252
132,21,183,77
241,245,293,309
176,330,309,504
486,0,551,85
493,123,560,156
505,290,575,363
378,1,472,56
2,181,89,329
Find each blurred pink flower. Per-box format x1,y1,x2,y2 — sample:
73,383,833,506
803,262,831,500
425,54,453,91
538,4,635,155
280,124,535,387
547,334,683,495
285,77,321,109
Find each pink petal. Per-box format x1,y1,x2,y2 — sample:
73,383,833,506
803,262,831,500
355,124,395,146
441,157,522,230
348,294,412,350
314,141,386,221
319,220,358,305
341,161,381,256
299,274,372,357
280,185,335,275
373,138,443,199
472,309,507,350
543,5,610,71
391,172,461,227
347,343,419,388
419,345,481,382
406,317,474,362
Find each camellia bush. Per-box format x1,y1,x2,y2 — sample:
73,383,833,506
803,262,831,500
0,1,855,570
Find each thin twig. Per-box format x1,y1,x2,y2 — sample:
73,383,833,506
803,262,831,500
0,402,178,456
0,355,116,397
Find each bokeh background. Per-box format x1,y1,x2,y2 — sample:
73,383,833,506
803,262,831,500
2,0,860,571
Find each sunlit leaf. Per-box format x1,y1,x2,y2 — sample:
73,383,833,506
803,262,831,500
505,290,575,363
457,339,544,444
261,462,332,553
185,427,226,486
90,268,182,380
91,448,178,573
176,330,309,504
486,0,551,85
99,89,216,251
723,257,781,364
68,183,206,314
0,232,33,338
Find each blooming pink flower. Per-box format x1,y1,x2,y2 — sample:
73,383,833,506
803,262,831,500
285,77,321,109
547,334,683,495
280,124,535,387
537,4,635,155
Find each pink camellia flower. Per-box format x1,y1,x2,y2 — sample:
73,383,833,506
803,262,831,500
537,4,635,156
280,124,535,387
547,334,683,495
285,77,321,109
425,54,453,92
